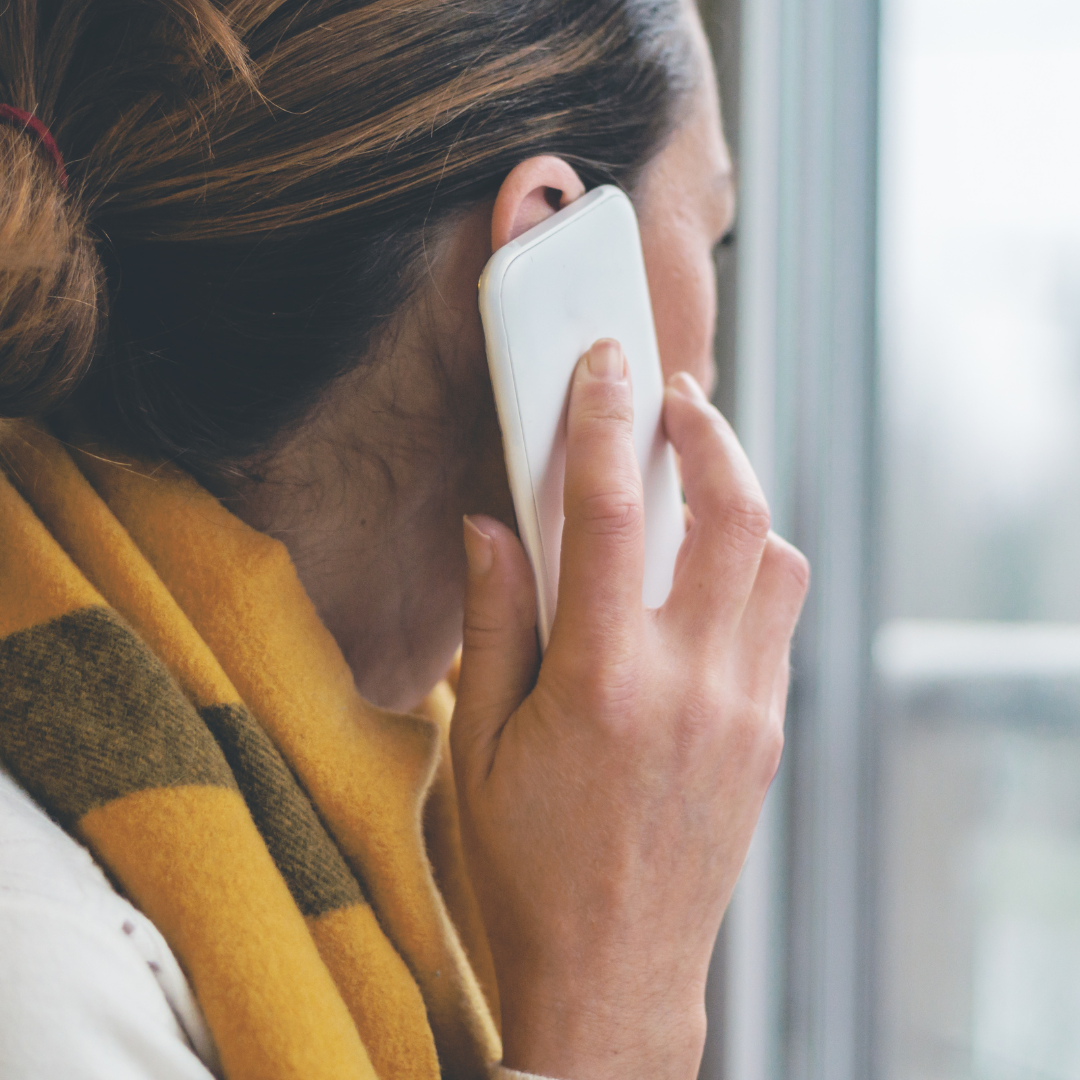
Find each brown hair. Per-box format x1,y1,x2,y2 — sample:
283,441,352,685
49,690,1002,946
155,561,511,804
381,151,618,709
0,0,693,478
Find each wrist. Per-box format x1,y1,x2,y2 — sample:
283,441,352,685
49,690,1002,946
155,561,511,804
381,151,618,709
498,977,707,1080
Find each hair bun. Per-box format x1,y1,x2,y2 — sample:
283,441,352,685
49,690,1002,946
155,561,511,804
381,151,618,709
0,126,102,419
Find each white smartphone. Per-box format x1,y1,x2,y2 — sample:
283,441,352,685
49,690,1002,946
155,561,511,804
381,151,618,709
479,184,685,651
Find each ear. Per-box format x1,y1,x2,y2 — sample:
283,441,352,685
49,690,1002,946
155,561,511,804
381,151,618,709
491,156,587,251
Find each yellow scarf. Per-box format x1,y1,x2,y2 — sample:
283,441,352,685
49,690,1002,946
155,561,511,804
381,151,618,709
0,422,500,1080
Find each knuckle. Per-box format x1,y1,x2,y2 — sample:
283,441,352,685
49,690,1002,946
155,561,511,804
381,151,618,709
697,677,782,762
461,608,507,653
674,693,721,751
591,677,640,730
729,698,766,756
575,488,645,541
768,536,811,596
576,381,635,428
720,489,771,548
678,660,787,781
693,665,729,716
541,659,640,732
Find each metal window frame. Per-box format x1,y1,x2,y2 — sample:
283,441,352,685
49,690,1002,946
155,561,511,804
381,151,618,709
699,0,882,1076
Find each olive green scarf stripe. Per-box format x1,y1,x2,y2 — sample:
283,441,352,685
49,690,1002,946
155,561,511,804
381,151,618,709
0,606,237,828
200,703,366,919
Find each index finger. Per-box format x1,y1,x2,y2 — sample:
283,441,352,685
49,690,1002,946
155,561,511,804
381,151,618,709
547,340,645,664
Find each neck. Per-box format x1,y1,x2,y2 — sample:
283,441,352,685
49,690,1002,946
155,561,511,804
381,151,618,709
226,202,510,711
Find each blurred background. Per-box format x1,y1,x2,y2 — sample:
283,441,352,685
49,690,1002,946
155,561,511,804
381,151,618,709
696,0,1080,1077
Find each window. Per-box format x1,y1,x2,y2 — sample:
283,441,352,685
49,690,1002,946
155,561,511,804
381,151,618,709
876,1,1080,1076
698,0,1080,1077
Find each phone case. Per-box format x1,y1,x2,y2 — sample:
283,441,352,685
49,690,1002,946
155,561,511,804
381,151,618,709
479,184,685,651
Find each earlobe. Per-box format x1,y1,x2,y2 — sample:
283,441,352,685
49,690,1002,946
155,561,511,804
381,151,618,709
491,156,587,251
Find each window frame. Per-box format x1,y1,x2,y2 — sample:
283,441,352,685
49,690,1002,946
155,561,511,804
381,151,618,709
699,0,883,1076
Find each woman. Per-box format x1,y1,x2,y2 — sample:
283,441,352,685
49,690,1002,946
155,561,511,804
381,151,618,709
0,1,808,1078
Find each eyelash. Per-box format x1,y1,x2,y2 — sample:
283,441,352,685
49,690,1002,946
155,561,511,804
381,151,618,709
712,228,736,266
715,225,736,253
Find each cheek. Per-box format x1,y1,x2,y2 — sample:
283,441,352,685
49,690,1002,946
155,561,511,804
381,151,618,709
643,234,718,396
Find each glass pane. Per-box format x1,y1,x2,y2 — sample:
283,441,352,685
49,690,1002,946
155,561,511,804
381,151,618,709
876,0,1080,1077
878,0,1080,623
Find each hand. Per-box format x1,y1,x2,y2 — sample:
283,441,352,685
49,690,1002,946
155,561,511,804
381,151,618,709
451,339,808,1080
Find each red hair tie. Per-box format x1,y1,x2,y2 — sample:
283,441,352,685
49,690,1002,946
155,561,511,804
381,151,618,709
0,105,69,191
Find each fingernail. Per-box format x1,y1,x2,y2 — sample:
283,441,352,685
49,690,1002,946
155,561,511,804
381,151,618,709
586,339,626,380
462,515,494,576
666,370,707,402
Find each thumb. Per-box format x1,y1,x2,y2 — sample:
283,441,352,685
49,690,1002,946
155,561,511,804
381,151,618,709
451,514,539,788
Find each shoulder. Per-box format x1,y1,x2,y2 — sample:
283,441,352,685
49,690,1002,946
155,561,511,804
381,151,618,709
0,768,221,1079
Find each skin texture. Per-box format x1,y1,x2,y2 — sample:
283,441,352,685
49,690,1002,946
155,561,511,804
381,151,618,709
240,7,734,715
455,358,807,1080
241,6,810,1078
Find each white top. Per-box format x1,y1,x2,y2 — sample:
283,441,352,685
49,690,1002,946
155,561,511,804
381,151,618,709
0,767,222,1078
0,768,554,1080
